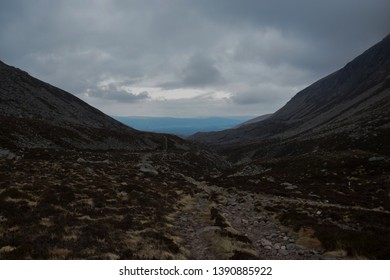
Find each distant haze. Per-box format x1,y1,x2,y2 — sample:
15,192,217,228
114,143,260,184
1,0,389,117
113,116,254,136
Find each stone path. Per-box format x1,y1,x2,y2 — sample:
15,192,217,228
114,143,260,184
175,175,326,259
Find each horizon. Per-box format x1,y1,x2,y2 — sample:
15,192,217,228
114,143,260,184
111,115,257,119
112,115,257,135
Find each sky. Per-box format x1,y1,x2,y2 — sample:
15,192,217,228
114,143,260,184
0,0,389,117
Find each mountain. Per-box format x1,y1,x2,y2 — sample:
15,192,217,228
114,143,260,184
0,60,185,152
113,116,254,136
234,113,273,128
190,35,390,159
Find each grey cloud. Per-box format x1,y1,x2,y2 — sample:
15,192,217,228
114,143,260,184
187,0,390,75
231,91,268,105
230,84,293,106
86,84,150,103
182,54,222,87
159,53,223,89
0,0,389,117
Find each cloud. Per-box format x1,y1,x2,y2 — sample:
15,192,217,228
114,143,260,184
85,83,150,103
181,54,223,87
160,53,223,89
229,83,295,105
0,0,389,117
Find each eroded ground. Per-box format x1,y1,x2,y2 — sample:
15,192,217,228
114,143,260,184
0,149,389,259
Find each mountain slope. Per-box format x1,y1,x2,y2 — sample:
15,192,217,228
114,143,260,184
190,35,390,158
234,113,272,128
0,60,180,151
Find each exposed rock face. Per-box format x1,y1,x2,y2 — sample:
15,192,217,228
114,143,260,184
190,35,390,158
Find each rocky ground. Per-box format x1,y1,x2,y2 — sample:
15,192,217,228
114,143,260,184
0,148,389,259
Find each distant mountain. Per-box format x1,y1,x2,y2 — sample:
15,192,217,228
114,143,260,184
113,116,254,136
190,34,390,159
0,60,185,151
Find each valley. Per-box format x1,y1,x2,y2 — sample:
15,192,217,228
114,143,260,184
0,34,389,260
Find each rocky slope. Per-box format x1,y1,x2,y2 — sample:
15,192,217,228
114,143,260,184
190,35,390,159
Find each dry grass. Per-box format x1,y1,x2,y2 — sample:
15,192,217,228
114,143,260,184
296,227,323,250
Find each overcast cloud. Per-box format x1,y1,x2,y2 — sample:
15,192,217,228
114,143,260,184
0,0,389,117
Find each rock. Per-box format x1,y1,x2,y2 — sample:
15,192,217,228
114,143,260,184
77,157,86,163
0,246,16,253
286,244,295,250
269,233,277,239
279,249,289,256
369,156,386,162
84,167,96,175
138,163,159,175
260,238,273,247
285,186,298,190
281,182,298,190
0,149,18,160
266,176,276,182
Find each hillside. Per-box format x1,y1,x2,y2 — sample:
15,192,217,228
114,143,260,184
0,60,182,152
190,35,390,159
186,36,390,260
234,113,273,128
